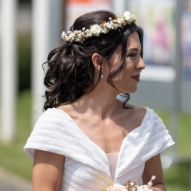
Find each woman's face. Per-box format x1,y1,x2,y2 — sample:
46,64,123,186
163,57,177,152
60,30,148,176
107,31,145,93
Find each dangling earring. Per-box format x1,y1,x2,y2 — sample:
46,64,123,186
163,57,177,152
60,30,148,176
101,66,104,78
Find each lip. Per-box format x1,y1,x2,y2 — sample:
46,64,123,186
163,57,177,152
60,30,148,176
131,74,140,82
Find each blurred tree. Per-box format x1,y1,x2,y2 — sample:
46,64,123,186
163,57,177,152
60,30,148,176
18,0,32,92
19,0,31,4
18,34,31,91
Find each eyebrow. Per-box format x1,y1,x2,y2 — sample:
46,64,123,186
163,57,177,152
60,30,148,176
126,48,139,52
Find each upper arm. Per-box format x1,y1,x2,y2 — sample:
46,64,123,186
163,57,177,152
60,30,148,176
33,149,65,191
142,154,166,190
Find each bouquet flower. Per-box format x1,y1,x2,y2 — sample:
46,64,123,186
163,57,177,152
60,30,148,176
107,176,156,191
89,170,156,191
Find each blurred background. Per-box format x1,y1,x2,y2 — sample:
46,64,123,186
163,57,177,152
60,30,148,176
0,0,190,191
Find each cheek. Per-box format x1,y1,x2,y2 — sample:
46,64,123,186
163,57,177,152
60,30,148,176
112,71,129,85
115,65,133,81
109,60,135,84
123,63,134,76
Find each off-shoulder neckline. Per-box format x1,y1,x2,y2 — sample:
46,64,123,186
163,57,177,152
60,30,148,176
48,107,150,143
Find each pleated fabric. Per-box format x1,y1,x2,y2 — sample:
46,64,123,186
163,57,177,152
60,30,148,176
24,107,174,191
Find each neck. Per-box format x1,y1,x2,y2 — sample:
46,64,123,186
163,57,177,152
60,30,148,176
71,82,120,119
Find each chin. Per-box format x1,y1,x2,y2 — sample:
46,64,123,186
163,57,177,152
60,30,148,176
131,88,138,93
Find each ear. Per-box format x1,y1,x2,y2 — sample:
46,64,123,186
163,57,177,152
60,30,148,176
91,53,103,71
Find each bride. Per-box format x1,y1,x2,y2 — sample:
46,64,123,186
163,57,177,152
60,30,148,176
24,10,174,191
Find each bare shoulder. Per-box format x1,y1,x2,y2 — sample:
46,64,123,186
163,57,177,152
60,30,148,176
133,105,147,122
56,104,74,114
128,103,146,115
118,100,147,122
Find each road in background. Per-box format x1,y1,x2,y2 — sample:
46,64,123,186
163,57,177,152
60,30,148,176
0,168,31,191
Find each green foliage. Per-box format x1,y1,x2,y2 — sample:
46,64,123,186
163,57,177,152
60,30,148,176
157,109,191,158
18,34,31,91
164,162,190,191
0,90,32,180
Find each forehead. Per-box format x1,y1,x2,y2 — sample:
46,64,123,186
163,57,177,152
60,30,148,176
126,32,141,50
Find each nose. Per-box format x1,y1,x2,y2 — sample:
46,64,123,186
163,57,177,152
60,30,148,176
137,57,145,70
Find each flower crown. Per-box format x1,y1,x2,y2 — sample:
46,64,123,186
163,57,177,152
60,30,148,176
61,11,136,43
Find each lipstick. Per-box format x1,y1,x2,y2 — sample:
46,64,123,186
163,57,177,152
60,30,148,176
131,74,140,82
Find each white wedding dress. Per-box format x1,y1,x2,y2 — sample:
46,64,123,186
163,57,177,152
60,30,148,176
24,107,174,191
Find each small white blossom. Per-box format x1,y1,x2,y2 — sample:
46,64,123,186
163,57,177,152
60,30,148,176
61,31,66,39
78,32,82,38
101,28,108,34
151,176,156,180
123,11,132,20
148,182,153,186
106,175,155,191
123,11,135,22
90,24,101,36
130,182,134,186
104,22,112,29
117,18,124,25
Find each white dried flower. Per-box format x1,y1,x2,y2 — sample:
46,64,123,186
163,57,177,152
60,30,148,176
151,176,156,180
123,11,136,22
130,182,134,186
106,175,156,191
107,183,125,191
148,182,153,186
61,31,66,39
90,24,101,36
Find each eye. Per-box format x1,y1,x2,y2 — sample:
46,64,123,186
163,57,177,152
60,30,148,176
128,53,137,57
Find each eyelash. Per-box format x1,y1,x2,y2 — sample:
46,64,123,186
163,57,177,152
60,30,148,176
128,53,137,57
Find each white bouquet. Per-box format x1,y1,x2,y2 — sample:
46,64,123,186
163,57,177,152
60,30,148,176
107,176,156,191
89,170,156,191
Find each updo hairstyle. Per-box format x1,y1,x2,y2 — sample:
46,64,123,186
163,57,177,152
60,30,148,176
43,10,143,110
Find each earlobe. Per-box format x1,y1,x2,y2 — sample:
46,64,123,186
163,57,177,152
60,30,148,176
91,53,103,71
